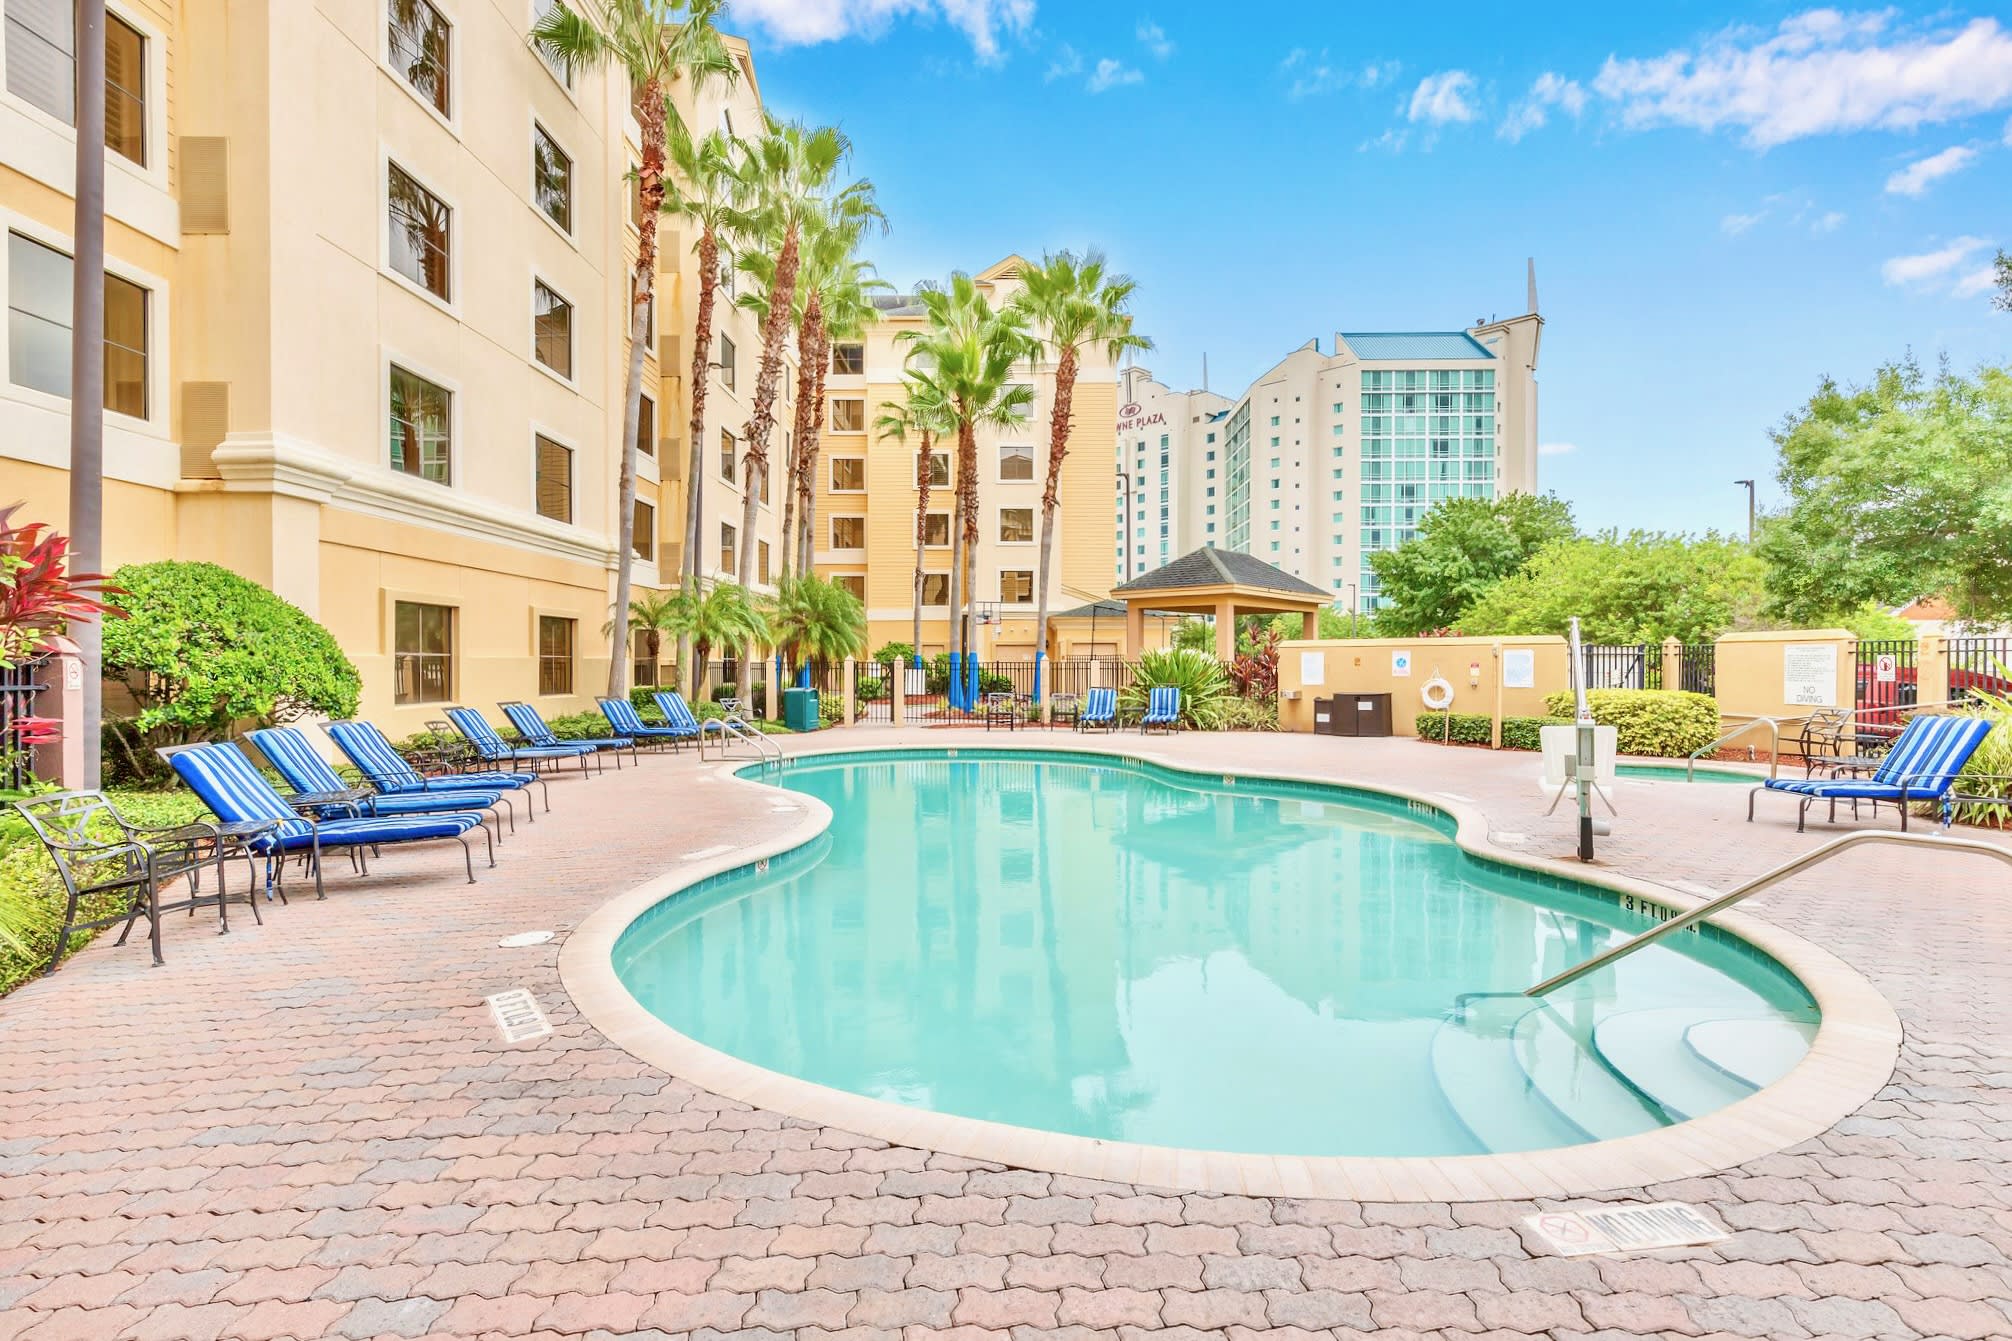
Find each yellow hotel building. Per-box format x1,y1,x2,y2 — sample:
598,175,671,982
0,0,792,731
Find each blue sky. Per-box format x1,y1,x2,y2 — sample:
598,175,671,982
729,2,2012,535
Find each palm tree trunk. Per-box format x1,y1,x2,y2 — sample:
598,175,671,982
912,429,932,654
737,221,801,706
947,500,965,665
1035,344,1079,661
70,0,107,787
798,321,828,576
958,417,980,669
682,226,720,691
785,296,821,577
610,81,668,699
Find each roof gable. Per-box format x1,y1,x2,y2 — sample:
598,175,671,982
1111,546,1330,600
1339,331,1495,362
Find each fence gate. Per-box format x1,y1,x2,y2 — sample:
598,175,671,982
1,655,49,791
1947,635,2012,703
1581,644,1654,690
1854,638,1918,741
1677,643,1715,697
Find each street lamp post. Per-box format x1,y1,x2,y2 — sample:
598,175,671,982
1115,468,1131,584
1345,583,1358,637
1734,479,1756,544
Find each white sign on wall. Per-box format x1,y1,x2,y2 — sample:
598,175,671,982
1391,650,1413,678
1783,643,1839,707
1299,652,1326,687
1875,653,1897,684
1502,648,1535,689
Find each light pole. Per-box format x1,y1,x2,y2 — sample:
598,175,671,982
1115,468,1131,583
1345,583,1358,637
1734,479,1756,544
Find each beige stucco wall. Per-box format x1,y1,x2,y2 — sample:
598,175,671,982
1278,635,1572,735
1713,630,1856,722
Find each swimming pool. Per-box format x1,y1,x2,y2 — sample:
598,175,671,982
1617,762,1759,785
611,749,1819,1160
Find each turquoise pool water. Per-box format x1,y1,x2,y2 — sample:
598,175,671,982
613,750,1817,1158
1617,763,1757,785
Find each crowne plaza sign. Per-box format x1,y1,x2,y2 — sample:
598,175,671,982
1116,402,1167,434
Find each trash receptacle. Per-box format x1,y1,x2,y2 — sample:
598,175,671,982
783,687,820,732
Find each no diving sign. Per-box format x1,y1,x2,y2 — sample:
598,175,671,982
1525,1202,1728,1256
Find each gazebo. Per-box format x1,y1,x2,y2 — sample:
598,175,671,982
1108,547,1332,660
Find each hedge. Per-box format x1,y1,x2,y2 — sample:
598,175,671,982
1414,713,1570,750
1541,689,1720,758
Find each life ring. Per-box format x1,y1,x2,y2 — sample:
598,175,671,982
1421,677,1455,710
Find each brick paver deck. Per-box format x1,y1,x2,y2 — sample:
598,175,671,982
3,727,2010,1341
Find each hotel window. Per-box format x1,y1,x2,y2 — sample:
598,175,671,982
831,457,865,491
999,444,1034,481
717,333,735,390
720,428,736,482
532,0,571,84
632,500,654,562
928,452,950,487
533,435,571,522
532,124,572,232
1007,383,1034,414
758,541,770,585
719,252,736,299
1270,416,1279,426
628,160,642,229
393,601,453,705
831,516,866,550
921,573,950,605
388,162,451,299
833,575,865,600
6,3,144,164
999,507,1034,543
719,522,736,575
1000,571,1033,604
831,342,864,375
637,393,654,457
6,232,149,418
830,398,865,432
533,281,572,378
386,0,451,115
537,615,575,696
923,513,950,547
387,365,450,483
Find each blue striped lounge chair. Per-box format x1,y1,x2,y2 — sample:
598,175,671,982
1077,687,1118,733
168,743,492,897
1748,713,1994,832
1139,686,1182,734
444,706,596,778
500,700,637,769
248,726,515,838
323,720,548,817
599,697,694,750
653,691,728,744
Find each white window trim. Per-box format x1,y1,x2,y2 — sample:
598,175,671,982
380,0,460,136
529,272,577,387
379,149,459,316
527,421,579,527
829,456,866,493
0,207,171,437
526,0,578,100
997,443,1036,485
829,514,867,551
528,113,576,245
381,347,463,488
828,397,866,434
997,506,1036,545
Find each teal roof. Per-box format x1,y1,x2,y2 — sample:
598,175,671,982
1339,332,1495,362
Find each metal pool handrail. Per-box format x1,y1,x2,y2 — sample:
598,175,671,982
1526,830,2012,997
1690,699,1987,782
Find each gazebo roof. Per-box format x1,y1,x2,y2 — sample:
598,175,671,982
1110,547,1330,602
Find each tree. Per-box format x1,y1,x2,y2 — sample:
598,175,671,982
1758,361,2012,623
1009,251,1151,658
662,122,742,680
604,589,681,687
1995,250,2011,314
876,376,954,653
1365,493,1577,635
796,257,881,575
766,572,867,669
668,580,767,699
727,120,879,707
896,276,1035,675
532,0,735,700
71,0,109,785
1458,531,1767,644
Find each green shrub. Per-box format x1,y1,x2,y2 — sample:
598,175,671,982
1414,712,1567,749
1952,689,2012,827
856,675,887,701
921,654,1012,697
1542,688,1720,757
871,641,915,666
1121,649,1233,729
1217,697,1280,732
100,561,360,784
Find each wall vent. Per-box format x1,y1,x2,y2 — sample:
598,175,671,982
180,137,229,233
180,382,229,477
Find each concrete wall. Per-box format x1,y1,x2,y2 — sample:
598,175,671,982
1713,630,1855,721
1278,636,1571,737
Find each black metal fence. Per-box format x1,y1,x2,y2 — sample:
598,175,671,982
1581,644,1656,690
1677,643,1715,696
1947,635,2012,702
2,655,49,792
1854,637,1918,713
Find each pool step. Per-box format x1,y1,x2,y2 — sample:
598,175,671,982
1512,1006,1674,1140
1429,1002,1591,1154
1686,1017,1818,1090
1591,1008,1762,1121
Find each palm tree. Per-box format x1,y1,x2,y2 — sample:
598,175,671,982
669,580,768,700
602,589,682,687
796,256,881,576
766,573,867,674
875,376,953,653
896,276,1035,680
1010,251,1151,659
662,122,742,679
531,0,735,699
726,119,880,704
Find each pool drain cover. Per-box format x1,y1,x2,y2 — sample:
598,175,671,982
487,989,552,1043
498,930,554,948
1525,1202,1727,1256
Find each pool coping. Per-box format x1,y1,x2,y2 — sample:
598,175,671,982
559,735,1902,1201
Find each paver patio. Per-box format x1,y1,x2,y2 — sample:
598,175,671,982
2,727,2010,1341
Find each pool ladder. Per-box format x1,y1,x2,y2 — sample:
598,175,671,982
701,710,783,768
1527,830,2012,996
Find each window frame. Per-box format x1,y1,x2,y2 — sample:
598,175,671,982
830,342,864,375
922,512,951,548
999,570,1034,605
385,360,455,486
531,276,574,382
829,457,866,492
529,0,575,94
829,515,867,551
636,391,655,458
101,10,146,166
382,0,455,127
832,574,866,601
717,333,735,391
719,427,737,484
392,599,456,705
920,572,951,607
829,397,865,433
383,156,455,308
718,521,737,577
632,497,655,563
4,226,157,424
536,613,576,697
531,430,573,524
997,443,1034,483
530,119,573,237
997,506,1035,545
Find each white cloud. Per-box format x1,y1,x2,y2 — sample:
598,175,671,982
1044,43,1082,82
1280,51,1399,101
1499,71,1587,141
1885,145,1978,196
1721,210,1767,236
2005,114,2012,145
1954,265,2000,298
1538,442,1577,457
1359,60,1402,90
1813,210,1846,234
1881,236,1993,294
1137,20,1172,60
1593,11,2012,148
1408,70,1480,125
1087,57,1143,93
731,0,1035,62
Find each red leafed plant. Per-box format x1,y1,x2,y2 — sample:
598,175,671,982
0,503,122,668
1230,623,1281,700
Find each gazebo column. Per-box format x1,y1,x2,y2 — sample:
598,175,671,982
1215,598,1236,661
1302,610,1318,639
1124,601,1145,659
